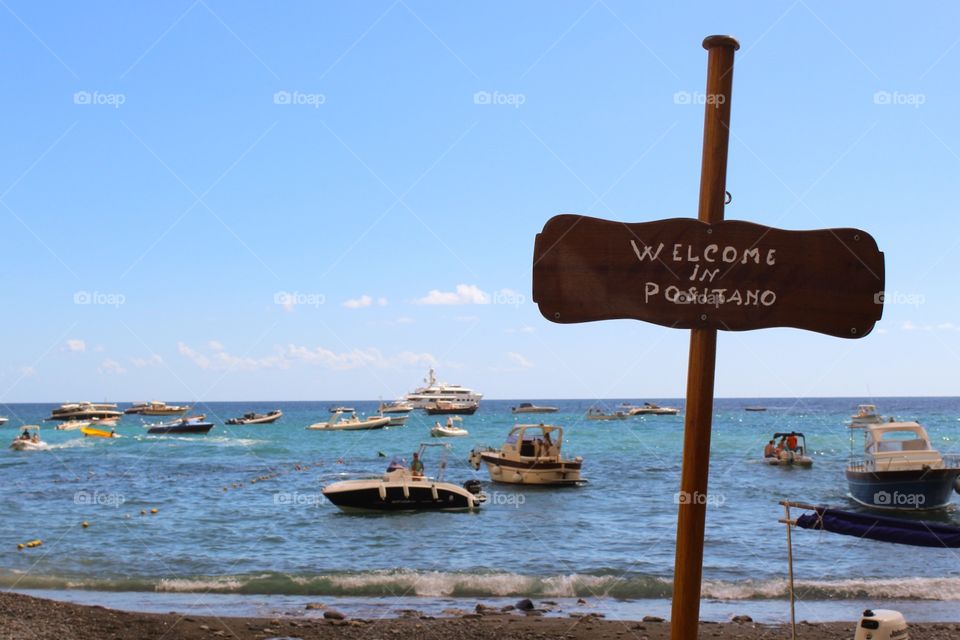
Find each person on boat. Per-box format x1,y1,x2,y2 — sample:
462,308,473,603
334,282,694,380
31,433,40,443
786,433,798,451
410,452,424,478
763,440,776,458
20,429,30,440
109,428,116,438
446,417,454,428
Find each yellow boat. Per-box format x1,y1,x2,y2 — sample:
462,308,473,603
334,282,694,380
81,426,117,438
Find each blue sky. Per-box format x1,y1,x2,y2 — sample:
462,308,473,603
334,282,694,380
1,1,959,402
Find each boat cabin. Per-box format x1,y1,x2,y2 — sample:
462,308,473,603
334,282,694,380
504,424,563,459
859,422,943,471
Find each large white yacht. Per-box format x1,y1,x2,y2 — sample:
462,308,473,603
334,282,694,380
404,368,482,407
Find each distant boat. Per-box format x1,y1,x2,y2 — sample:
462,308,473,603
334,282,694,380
379,400,414,414
55,420,91,431
628,402,680,416
124,402,150,414
225,410,283,425
585,408,627,421
511,402,559,414
140,401,190,416
0,417,8,426
306,411,390,431
744,406,767,412
431,417,468,437
48,402,121,421
81,425,117,438
329,406,355,413
404,368,482,407
850,404,885,426
423,400,478,416
380,413,408,427
146,416,214,435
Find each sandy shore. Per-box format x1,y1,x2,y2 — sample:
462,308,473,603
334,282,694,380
2,591,959,639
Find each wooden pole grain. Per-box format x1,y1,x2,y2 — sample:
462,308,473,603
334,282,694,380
670,34,739,640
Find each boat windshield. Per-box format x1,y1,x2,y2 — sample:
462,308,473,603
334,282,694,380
867,430,930,453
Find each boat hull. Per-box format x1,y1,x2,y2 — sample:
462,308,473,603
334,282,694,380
147,424,214,434
845,468,960,510
479,452,583,485
323,481,481,511
424,404,477,415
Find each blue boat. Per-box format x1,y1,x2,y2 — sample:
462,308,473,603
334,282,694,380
146,415,214,435
845,420,960,510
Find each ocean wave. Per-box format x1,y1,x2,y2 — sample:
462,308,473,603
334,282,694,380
1,570,957,600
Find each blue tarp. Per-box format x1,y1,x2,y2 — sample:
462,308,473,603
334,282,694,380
795,507,960,548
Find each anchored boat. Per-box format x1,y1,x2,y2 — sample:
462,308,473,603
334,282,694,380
10,426,47,451
431,416,468,437
225,410,283,425
763,431,813,467
469,424,584,486
146,416,214,435
511,402,559,414
306,410,390,431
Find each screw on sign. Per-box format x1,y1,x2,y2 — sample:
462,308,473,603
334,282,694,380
530,36,884,640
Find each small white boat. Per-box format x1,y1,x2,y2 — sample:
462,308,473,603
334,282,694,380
850,404,885,426
140,401,191,416
379,400,414,414
0,417,8,426
585,408,627,421
469,424,584,485
306,411,390,431
763,432,813,467
56,420,91,431
511,402,559,414
89,417,119,428
10,426,48,451
381,413,409,427
431,417,468,437
628,402,680,416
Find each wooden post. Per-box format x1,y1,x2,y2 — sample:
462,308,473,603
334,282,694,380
670,35,739,640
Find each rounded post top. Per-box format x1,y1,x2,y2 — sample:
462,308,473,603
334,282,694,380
702,35,740,51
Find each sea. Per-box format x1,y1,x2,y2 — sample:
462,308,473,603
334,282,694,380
1,397,959,623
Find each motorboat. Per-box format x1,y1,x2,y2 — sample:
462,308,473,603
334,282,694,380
585,408,627,421
329,406,355,413
0,417,8,426
511,402,559,414
628,402,680,416
89,417,119,428
404,368,482,408
380,413,408,427
81,426,118,438
124,402,150,415
225,409,283,425
849,404,885,426
146,416,214,435
322,443,485,511
846,421,960,510
424,400,478,415
306,411,390,431
140,401,190,416
48,402,122,421
10,426,47,451
55,420,91,431
469,424,584,486
763,431,813,467
379,400,414,414
744,406,767,412
431,416,468,437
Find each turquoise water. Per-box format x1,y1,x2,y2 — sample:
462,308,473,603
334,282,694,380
1,398,959,619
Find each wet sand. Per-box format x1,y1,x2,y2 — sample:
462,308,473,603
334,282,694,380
2,591,959,639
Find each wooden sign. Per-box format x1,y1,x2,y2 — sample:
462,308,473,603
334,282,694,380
533,215,885,338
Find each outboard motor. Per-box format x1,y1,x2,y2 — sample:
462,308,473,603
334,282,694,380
463,479,483,495
854,609,908,640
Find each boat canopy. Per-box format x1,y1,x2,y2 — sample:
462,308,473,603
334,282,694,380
796,506,960,548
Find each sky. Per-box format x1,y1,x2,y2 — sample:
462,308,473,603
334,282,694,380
1,1,959,402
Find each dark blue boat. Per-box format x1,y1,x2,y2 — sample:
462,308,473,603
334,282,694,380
146,416,214,435
845,421,960,510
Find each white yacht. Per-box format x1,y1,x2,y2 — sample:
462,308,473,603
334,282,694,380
48,402,122,421
849,404,885,426
404,368,482,408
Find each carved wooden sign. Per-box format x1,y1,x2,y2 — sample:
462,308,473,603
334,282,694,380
532,214,885,339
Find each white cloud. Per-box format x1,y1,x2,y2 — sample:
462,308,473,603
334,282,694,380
177,341,436,372
377,297,388,306
455,315,479,323
505,325,535,334
131,354,163,368
98,359,126,375
208,340,225,351
416,284,490,305
20,366,36,378
507,352,534,368
396,317,414,325
178,342,212,369
65,339,86,353
343,295,373,309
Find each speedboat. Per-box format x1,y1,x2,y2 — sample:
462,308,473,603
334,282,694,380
380,413,408,427
431,417,468,437
511,402,559,414
744,406,767,412
10,426,48,451
469,424,585,486
322,443,485,511
0,417,8,426
124,402,150,414
48,402,122,421
379,400,414,414
404,368,482,408
628,402,680,416
763,431,813,467
140,401,190,416
146,416,214,434
81,426,118,438
306,411,390,431
850,404,885,426
55,420,91,431
329,406,355,413
846,421,960,510
585,408,627,421
225,409,283,425
424,400,478,415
